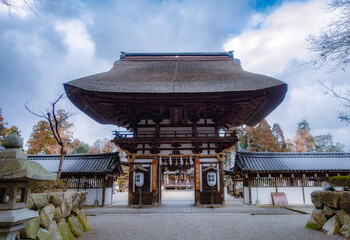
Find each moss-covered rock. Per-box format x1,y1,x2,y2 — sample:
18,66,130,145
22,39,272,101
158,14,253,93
311,190,324,209
26,196,34,210
337,209,350,225
323,205,337,218
339,191,350,213
37,228,51,240
50,192,63,208
58,219,75,240
322,216,340,235
75,209,91,231
49,221,62,240
320,191,339,209
54,207,62,223
20,216,40,239
71,192,80,210
340,221,350,239
306,208,327,230
61,192,73,218
78,192,87,209
30,193,49,210
67,215,83,237
40,204,55,229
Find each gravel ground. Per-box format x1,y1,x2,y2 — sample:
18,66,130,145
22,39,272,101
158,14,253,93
79,191,342,240
79,213,343,240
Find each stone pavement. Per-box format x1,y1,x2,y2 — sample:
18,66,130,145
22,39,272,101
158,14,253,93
80,191,342,240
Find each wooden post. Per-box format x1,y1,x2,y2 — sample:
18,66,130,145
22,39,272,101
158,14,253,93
248,173,252,205
301,172,305,204
219,160,224,205
274,175,278,193
128,163,134,207
102,176,106,207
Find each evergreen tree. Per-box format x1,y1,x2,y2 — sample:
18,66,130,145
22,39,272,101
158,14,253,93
293,118,315,152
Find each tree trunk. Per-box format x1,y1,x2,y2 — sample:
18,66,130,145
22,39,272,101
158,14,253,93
55,144,65,185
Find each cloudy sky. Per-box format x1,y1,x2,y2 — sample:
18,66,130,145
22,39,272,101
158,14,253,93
0,0,349,149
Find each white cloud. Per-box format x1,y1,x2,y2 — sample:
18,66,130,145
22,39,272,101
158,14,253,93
224,0,331,75
223,0,350,147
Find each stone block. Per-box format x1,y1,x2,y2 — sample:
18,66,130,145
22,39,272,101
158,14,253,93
49,221,62,240
322,216,340,235
37,228,50,240
320,191,339,209
306,208,327,230
40,204,55,229
75,209,91,231
58,219,75,240
338,209,350,226
50,193,63,208
54,207,62,223
339,192,350,213
71,192,80,210
26,197,34,210
311,190,324,209
340,221,350,239
61,192,73,218
323,205,337,218
78,192,87,209
30,193,49,210
67,215,83,237
20,216,40,239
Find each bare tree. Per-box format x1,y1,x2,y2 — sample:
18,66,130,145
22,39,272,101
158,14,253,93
321,82,350,123
25,94,73,185
307,0,350,71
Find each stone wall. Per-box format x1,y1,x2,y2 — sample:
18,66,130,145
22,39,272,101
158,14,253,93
18,191,90,240
306,190,350,238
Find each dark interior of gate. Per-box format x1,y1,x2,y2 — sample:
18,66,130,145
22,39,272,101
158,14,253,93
64,51,287,207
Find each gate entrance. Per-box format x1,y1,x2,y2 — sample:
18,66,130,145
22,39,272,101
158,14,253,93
64,52,287,208
128,155,225,207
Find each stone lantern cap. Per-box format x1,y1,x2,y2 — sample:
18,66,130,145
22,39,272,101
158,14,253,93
0,133,56,181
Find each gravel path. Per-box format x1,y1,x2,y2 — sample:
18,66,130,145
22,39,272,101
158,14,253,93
79,191,343,240
80,214,343,240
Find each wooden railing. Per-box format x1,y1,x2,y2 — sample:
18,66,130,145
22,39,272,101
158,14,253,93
113,130,236,139
251,177,328,187
66,177,104,189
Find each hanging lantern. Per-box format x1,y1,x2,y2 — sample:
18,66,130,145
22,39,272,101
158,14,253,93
189,156,193,166
180,156,183,166
175,160,178,166
169,156,172,165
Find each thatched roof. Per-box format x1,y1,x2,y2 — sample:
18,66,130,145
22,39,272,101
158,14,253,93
65,52,285,94
63,52,287,127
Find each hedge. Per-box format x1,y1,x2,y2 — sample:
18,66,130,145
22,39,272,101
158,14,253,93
329,176,350,190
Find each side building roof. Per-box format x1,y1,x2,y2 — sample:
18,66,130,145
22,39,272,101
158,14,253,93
28,152,124,176
234,151,350,173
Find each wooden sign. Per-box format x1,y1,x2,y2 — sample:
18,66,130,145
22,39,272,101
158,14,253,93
152,159,157,191
195,158,200,190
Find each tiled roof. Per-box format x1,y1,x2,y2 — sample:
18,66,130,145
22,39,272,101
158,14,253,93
235,151,350,172
28,152,123,175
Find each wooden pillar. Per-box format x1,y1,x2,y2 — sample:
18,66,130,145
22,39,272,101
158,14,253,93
301,172,305,204
248,173,252,205
128,163,134,207
219,160,225,205
155,121,160,138
233,176,236,197
274,175,278,193
102,176,106,207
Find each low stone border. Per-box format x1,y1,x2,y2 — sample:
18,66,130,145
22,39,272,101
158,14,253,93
18,191,90,240
306,190,350,238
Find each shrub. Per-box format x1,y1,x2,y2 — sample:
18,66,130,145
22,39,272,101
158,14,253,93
329,176,350,191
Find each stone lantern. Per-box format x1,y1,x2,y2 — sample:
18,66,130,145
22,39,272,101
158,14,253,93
0,133,56,240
